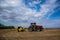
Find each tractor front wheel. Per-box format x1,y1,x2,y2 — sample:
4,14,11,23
40,28,43,31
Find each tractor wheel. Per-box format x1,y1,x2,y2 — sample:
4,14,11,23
28,28,33,32
35,28,40,32
37,29,40,32
40,28,43,31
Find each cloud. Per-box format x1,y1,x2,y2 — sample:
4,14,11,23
0,0,60,28
0,0,20,7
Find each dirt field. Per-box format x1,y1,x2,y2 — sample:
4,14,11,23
0,29,60,40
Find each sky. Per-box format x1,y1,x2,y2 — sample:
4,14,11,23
0,0,60,28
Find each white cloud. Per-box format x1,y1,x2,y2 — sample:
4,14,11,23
0,0,20,7
0,0,60,28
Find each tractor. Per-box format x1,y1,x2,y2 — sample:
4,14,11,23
28,23,43,32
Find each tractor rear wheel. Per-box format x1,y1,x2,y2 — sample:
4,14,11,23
28,28,33,32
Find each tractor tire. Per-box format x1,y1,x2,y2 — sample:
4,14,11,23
40,28,43,31
35,28,40,32
28,28,32,32
37,29,40,32
28,28,34,32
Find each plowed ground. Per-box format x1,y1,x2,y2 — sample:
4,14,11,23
0,29,60,40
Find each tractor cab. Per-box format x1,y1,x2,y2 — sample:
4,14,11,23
31,23,36,27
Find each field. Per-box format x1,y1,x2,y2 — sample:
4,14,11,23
0,29,60,40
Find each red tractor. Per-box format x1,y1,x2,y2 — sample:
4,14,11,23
28,23,43,32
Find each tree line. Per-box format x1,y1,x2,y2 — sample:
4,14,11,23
0,23,15,29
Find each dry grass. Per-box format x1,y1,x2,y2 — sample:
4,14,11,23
0,29,60,40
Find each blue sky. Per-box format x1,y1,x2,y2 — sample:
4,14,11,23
0,0,60,28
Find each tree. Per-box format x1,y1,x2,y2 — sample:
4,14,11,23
0,23,4,27
0,23,15,29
